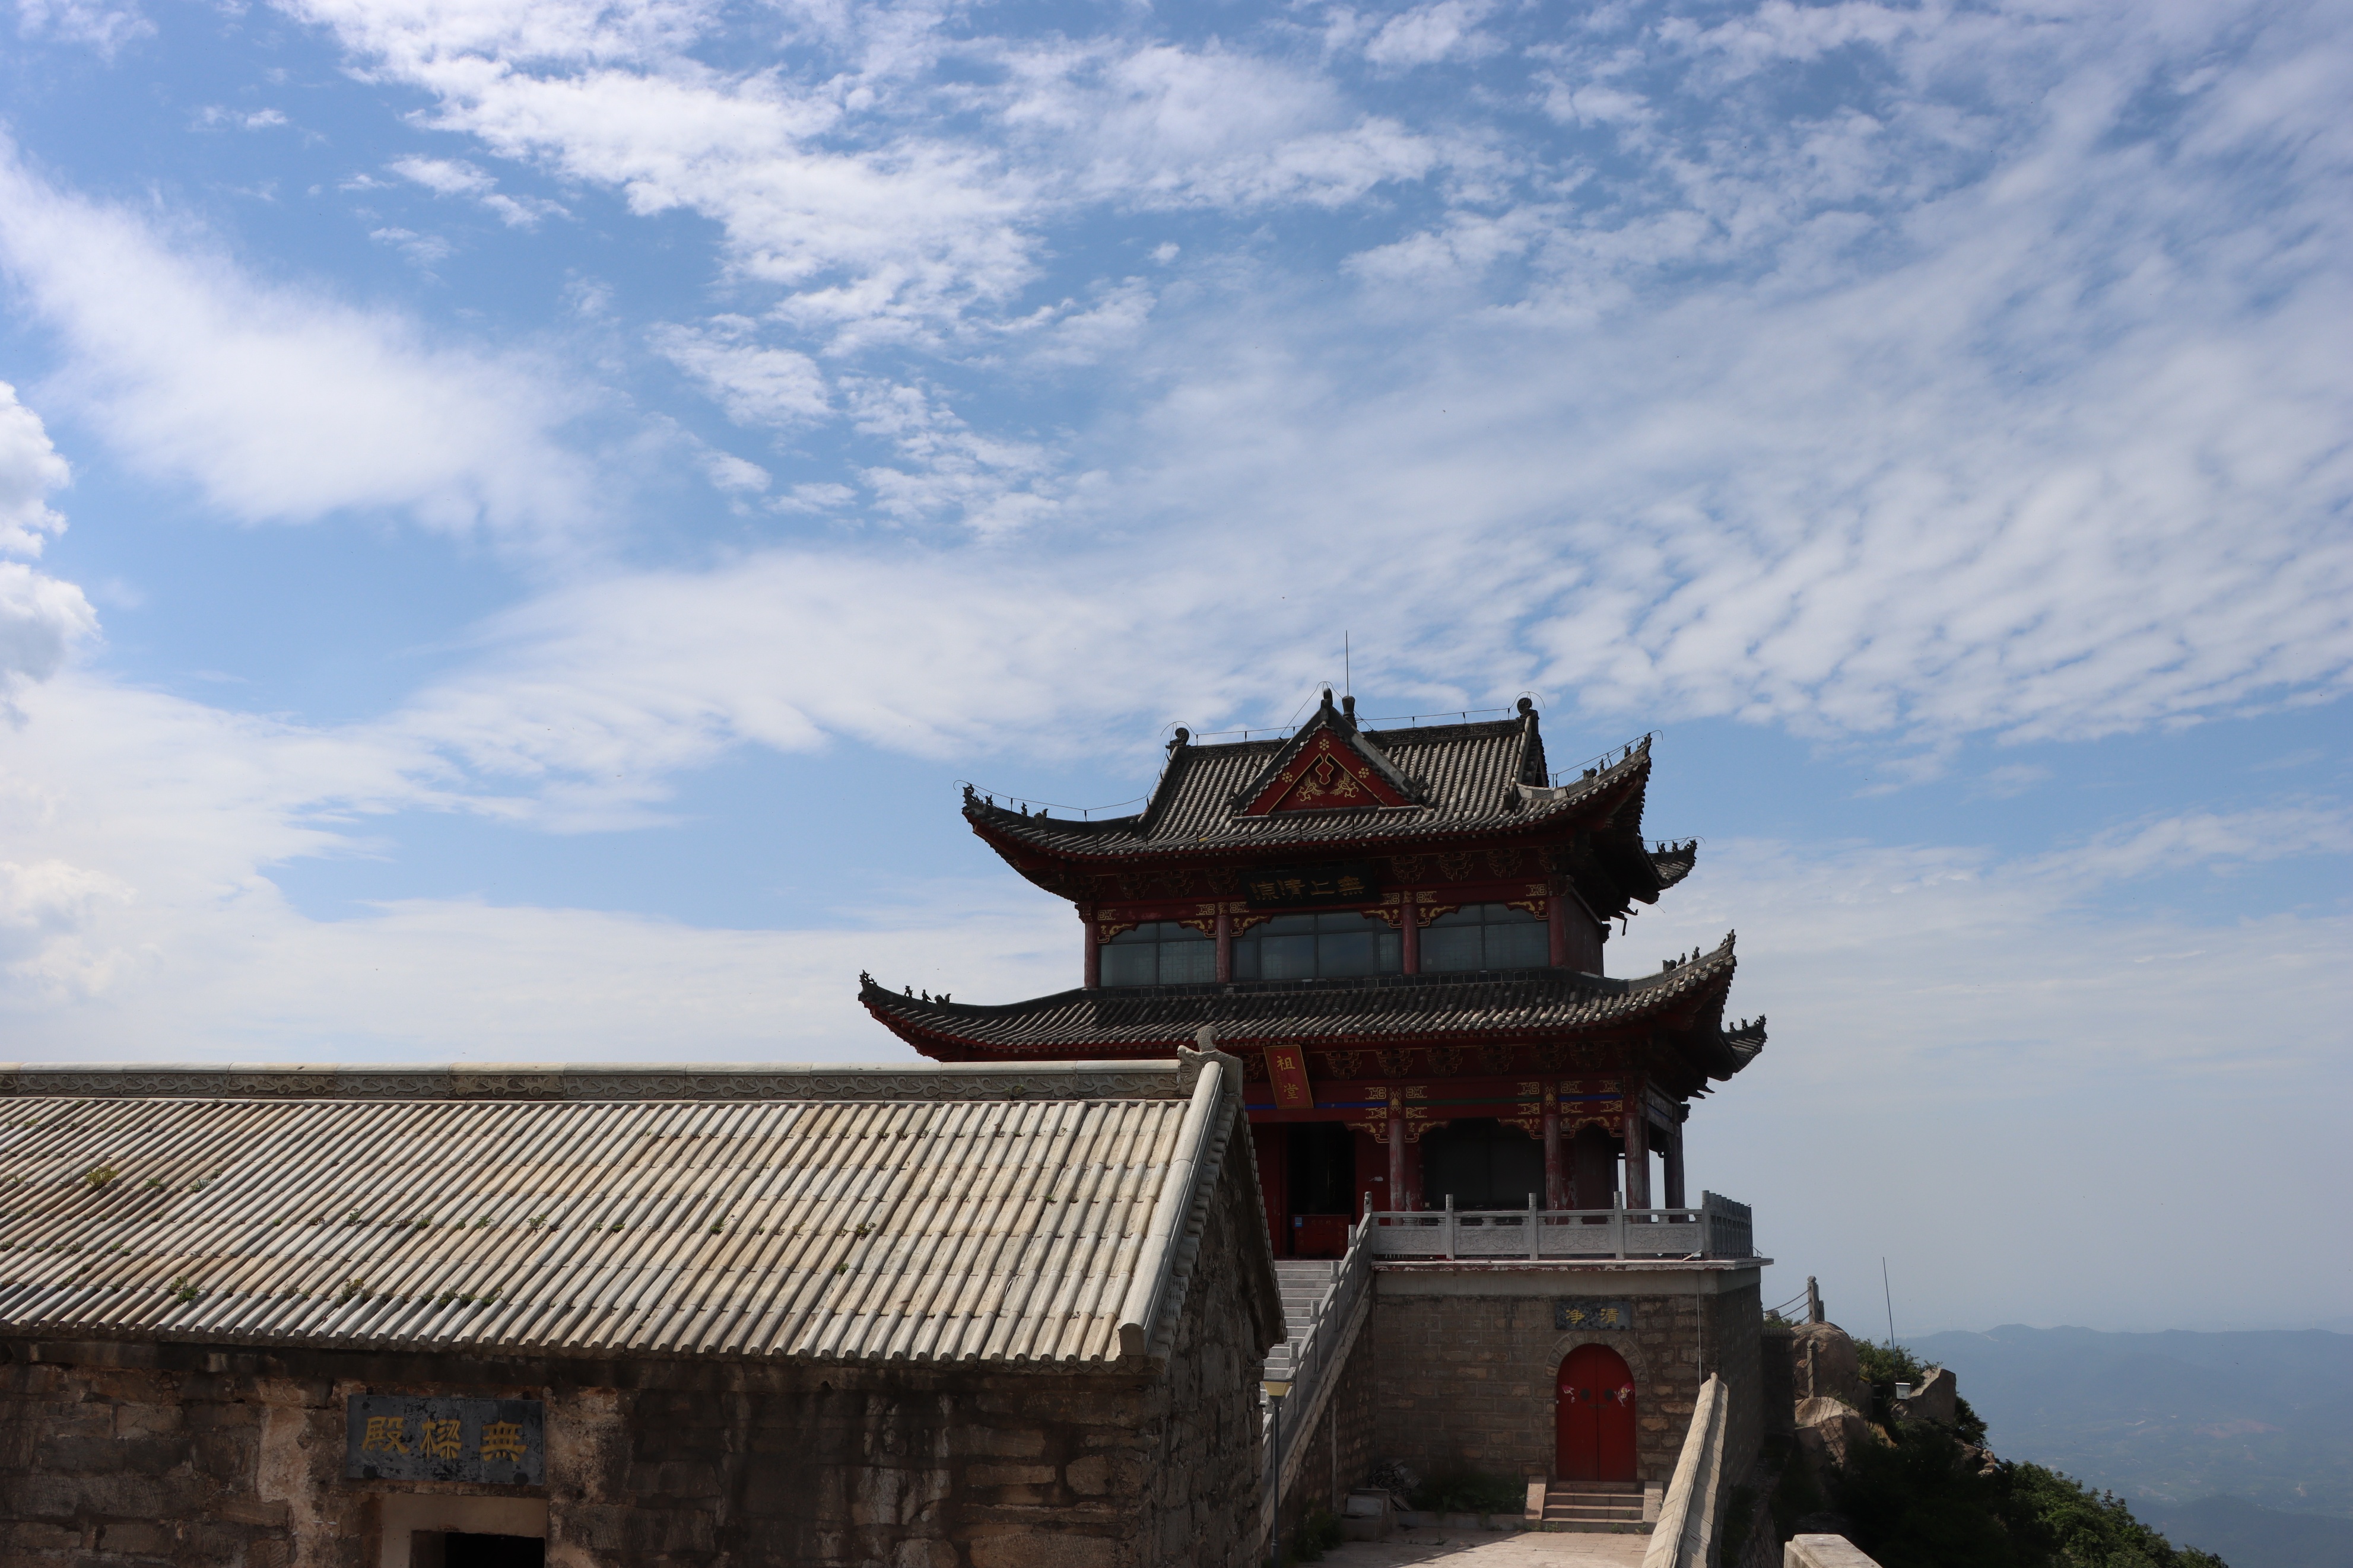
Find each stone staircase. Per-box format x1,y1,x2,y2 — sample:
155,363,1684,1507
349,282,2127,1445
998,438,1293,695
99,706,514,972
1533,1480,1650,1533
1263,1259,1341,1382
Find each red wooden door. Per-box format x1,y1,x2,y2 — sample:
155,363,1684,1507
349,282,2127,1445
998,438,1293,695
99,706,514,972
1555,1345,1637,1481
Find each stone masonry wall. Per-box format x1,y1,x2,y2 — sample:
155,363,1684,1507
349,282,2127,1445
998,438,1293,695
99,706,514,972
1132,1114,1284,1568
0,1233,1274,1568
1366,1266,1765,1489
1708,1276,1763,1500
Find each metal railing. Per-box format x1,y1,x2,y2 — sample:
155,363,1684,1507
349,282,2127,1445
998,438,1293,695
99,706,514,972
1361,1191,1754,1261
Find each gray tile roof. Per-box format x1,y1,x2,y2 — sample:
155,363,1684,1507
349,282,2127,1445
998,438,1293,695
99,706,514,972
0,1053,1278,1367
964,708,1692,914
862,934,1760,1080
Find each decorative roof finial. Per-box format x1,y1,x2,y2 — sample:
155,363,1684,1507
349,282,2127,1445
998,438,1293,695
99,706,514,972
1168,726,1189,753
1340,694,1355,721
1517,696,1535,715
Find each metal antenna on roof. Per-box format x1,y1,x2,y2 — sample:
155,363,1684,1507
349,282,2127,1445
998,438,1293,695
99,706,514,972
1344,631,1351,698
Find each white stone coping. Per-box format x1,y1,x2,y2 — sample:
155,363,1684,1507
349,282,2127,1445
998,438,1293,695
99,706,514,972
1786,1535,1883,1568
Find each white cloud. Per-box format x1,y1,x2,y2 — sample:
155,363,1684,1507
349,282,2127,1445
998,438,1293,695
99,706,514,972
388,154,567,227
0,141,601,549
699,449,771,495
998,42,1449,210
14,0,150,53
196,106,291,131
0,385,95,706
0,380,70,557
0,562,96,705
367,225,454,266
650,319,830,427
1363,0,1498,69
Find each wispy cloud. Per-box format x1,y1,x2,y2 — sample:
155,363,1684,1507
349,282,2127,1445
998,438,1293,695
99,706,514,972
0,139,602,551
388,154,567,227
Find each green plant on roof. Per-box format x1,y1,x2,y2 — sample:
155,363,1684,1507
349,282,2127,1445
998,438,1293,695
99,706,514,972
142,1176,166,1191
336,1278,367,1302
169,1276,200,1303
82,1165,119,1189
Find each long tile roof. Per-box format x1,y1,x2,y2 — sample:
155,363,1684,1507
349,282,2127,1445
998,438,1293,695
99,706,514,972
861,934,1761,1081
964,706,1693,908
0,1053,1278,1367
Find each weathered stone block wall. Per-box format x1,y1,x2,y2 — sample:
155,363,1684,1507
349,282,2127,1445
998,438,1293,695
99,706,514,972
1758,1319,1795,1435
1709,1276,1763,1496
0,1305,1268,1568
1132,1115,1284,1568
1364,1265,1765,1487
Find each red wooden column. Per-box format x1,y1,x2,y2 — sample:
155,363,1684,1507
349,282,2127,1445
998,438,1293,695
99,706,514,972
1081,905,1101,989
1214,908,1233,982
1401,892,1420,974
1662,1119,1687,1208
1386,1096,1406,1211
1622,1101,1652,1208
1542,1087,1564,1208
1547,890,1570,967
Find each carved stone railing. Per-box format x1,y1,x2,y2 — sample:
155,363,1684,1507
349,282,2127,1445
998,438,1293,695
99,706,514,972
1362,1191,1755,1261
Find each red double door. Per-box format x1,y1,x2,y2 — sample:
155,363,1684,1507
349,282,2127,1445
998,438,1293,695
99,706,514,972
1555,1344,1638,1481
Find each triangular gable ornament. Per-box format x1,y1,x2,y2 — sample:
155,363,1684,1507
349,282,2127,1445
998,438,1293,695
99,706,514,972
1235,692,1420,816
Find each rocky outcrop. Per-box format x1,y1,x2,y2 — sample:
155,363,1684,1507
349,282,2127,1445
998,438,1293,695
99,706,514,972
1893,1367,1957,1427
1792,1397,1878,1474
1789,1322,1868,1410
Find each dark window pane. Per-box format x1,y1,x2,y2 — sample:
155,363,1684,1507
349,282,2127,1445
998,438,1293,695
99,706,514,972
1420,925,1484,972
1260,914,1319,937
1160,938,1216,984
1317,931,1379,976
1231,940,1260,980
1260,934,1317,979
1427,906,1482,928
1485,918,1549,969
1100,943,1156,987
1377,930,1402,972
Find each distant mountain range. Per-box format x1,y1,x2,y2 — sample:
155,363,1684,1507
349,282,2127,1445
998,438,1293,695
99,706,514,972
1908,1324,2353,1568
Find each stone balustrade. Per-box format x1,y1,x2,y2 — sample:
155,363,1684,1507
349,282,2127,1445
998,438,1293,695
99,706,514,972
1363,1191,1755,1261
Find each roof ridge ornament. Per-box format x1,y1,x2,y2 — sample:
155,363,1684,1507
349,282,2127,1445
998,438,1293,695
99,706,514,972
1226,692,1421,818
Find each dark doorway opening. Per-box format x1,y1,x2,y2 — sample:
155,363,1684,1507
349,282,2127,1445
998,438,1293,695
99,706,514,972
416,1532,545,1568
1420,1118,1543,1211
1285,1121,1356,1257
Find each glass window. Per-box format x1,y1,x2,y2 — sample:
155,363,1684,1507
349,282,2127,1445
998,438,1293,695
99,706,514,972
1099,921,1215,987
1420,902,1551,973
1233,911,1401,981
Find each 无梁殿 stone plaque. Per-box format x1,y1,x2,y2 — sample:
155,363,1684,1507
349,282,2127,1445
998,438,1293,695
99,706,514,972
345,1394,544,1485
1554,1298,1636,1331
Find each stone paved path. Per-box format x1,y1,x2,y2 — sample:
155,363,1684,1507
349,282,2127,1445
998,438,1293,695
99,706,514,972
1319,1526,1652,1564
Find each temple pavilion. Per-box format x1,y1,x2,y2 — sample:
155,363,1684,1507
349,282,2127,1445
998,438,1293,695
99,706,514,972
860,691,1766,1260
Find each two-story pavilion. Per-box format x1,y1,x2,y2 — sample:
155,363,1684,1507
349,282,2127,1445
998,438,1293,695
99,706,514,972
860,691,1765,1260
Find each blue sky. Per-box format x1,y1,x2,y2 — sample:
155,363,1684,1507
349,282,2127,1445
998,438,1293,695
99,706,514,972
0,0,2346,1334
